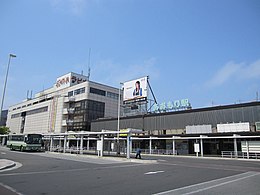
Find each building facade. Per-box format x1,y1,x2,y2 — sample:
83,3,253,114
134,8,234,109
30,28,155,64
6,72,120,134
0,110,8,126
91,101,260,134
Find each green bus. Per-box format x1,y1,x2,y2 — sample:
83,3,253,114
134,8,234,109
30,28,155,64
7,134,44,152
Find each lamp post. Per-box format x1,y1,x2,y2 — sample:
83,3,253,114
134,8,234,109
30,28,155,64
0,54,16,123
117,82,123,154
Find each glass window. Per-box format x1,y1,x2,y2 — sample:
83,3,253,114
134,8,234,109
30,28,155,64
68,91,73,97
90,87,106,96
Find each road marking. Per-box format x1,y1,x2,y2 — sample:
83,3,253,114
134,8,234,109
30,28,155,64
154,171,260,195
0,163,149,177
145,171,164,175
1,152,6,154
0,182,23,195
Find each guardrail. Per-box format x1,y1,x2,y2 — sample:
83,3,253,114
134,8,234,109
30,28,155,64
133,148,177,155
221,151,260,159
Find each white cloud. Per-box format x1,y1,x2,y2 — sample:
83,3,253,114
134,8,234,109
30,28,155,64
206,59,260,88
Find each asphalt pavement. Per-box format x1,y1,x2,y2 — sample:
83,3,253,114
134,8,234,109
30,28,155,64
0,146,260,195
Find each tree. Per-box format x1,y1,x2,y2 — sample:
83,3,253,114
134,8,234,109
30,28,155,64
0,126,10,135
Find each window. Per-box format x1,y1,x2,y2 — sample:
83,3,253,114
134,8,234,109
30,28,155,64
68,91,73,97
90,87,106,96
72,87,85,96
11,113,21,119
107,91,119,100
74,89,80,95
26,106,48,116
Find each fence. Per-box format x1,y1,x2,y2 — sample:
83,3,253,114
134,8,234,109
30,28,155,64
221,151,260,159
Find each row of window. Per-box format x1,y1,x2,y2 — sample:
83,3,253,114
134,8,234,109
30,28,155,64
26,106,48,116
12,97,53,111
11,106,48,119
68,87,85,97
90,87,119,100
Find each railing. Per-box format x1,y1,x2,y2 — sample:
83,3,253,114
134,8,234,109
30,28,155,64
221,151,260,159
133,148,177,155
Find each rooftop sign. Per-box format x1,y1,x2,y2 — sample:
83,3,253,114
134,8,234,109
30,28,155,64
55,72,88,90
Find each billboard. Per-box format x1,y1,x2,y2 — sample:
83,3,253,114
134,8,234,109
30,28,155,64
55,72,88,90
123,76,148,102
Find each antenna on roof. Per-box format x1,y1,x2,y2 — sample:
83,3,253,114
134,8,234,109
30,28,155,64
87,48,91,80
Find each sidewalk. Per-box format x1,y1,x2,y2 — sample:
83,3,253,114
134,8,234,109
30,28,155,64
0,159,16,171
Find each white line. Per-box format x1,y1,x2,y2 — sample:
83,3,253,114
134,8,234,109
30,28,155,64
145,171,164,175
0,182,24,195
1,152,6,154
0,163,148,177
183,172,260,195
154,171,260,195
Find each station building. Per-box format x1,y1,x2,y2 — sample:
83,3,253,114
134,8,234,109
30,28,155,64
6,72,120,134
91,101,260,155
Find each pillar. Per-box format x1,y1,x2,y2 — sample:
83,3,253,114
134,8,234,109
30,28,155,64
233,135,238,158
50,136,53,152
200,136,204,157
100,135,104,157
87,137,90,151
172,136,176,155
76,138,79,152
126,134,130,159
63,135,67,153
80,135,83,154
246,140,249,159
149,136,152,154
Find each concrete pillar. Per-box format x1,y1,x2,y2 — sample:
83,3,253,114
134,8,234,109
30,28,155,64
126,134,130,159
63,136,67,153
80,135,83,154
76,138,79,152
59,138,62,149
172,136,176,155
149,136,152,154
50,136,53,152
67,139,70,148
200,136,204,157
233,135,238,158
100,135,104,157
87,137,90,151
246,140,249,159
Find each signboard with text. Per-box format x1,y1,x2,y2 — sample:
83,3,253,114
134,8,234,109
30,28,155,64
55,72,88,90
152,99,191,113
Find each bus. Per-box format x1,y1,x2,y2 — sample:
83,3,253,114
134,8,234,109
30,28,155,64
7,134,44,152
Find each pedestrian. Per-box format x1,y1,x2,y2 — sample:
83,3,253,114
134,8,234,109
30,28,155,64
135,148,142,159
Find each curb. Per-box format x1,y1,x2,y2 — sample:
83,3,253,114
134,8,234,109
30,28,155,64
47,152,158,164
0,159,16,171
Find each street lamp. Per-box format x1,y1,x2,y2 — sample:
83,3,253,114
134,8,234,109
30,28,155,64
117,82,123,154
0,54,16,124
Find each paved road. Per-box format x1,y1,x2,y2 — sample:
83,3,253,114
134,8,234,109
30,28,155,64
0,147,260,195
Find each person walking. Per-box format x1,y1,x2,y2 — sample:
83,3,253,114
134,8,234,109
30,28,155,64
135,148,142,159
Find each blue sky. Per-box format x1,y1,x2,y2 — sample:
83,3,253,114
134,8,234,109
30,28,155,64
0,0,260,109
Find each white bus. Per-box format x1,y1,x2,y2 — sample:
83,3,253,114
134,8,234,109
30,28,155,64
7,134,43,152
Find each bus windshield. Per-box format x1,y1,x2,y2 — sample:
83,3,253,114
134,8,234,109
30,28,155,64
26,134,42,144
